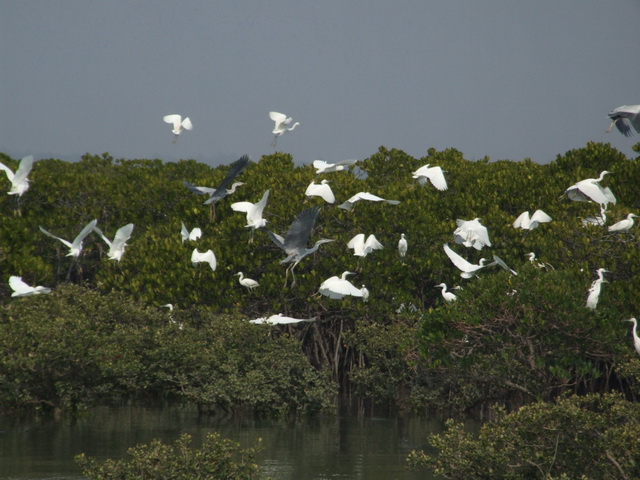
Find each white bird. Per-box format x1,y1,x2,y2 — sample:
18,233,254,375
453,218,491,250
93,223,134,262
606,105,640,137
608,213,638,233
347,234,384,257
231,189,270,233
161,303,174,311
581,204,608,227
435,283,457,302
623,318,640,356
565,171,616,207
360,285,370,302
191,248,217,271
443,243,488,279
513,210,552,230
312,159,358,174
250,313,316,325
269,111,300,146
305,180,335,204
163,114,193,143
487,255,518,276
235,272,259,291
526,252,554,270
318,271,366,300
0,155,34,196
9,276,51,297
181,222,202,243
412,164,448,191
586,268,609,310
39,219,98,257
338,192,400,211
398,233,408,258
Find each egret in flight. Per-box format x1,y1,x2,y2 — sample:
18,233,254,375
453,218,491,250
250,313,316,325
191,248,217,271
305,180,335,204
231,189,270,240
608,213,637,233
93,223,134,262
565,171,616,207
312,159,358,174
487,255,518,276
435,283,457,302
235,272,259,291
586,268,609,310
39,219,98,258
443,243,488,279
606,105,640,137
318,271,367,300
163,114,192,143
9,276,51,297
412,164,448,190
623,318,640,355
269,111,300,146
347,233,383,258
338,192,400,211
0,155,34,197
181,222,202,243
398,233,408,258
513,210,552,230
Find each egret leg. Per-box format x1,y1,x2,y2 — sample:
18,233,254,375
271,136,278,147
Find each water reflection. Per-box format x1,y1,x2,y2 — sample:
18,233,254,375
0,404,447,480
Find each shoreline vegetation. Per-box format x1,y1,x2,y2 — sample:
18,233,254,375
2,142,640,478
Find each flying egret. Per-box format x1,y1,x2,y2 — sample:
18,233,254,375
398,233,408,258
513,210,552,230
230,189,270,240
269,111,300,146
9,276,51,297
606,105,640,137
0,155,34,196
338,192,400,211
623,318,640,356
443,243,488,279
435,283,457,302
191,248,217,271
235,271,259,291
181,222,202,243
250,313,316,325
453,218,491,250
318,271,366,300
564,171,616,207
262,206,334,287
163,114,193,143
487,255,518,276
412,164,448,191
347,234,383,258
312,159,358,174
608,213,638,233
39,219,98,257
93,223,134,262
305,180,335,204
586,268,609,310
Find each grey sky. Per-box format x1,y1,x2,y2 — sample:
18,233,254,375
1,1,639,167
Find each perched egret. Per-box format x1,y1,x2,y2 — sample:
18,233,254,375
9,276,51,297
262,206,334,286
163,114,192,143
623,318,640,356
586,268,609,310
513,210,552,230
398,233,408,258
191,248,217,271
338,192,400,211
270,111,300,146
250,313,315,325
361,285,370,302
453,218,491,250
305,180,335,204
412,164,448,190
312,159,358,174
606,105,640,137
0,155,34,196
181,222,202,243
435,283,457,302
487,255,518,276
347,234,383,257
581,204,608,227
93,223,134,262
608,213,638,233
319,271,366,300
565,171,616,207
39,219,98,257
230,189,270,239
443,243,488,279
235,272,259,291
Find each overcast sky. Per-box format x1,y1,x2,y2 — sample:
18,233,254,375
1,1,639,167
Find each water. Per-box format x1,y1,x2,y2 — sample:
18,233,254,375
0,404,447,479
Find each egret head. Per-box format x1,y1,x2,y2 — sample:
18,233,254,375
435,283,446,289
341,271,355,279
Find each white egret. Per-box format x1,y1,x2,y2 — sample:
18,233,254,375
361,285,370,302
161,303,174,311
235,271,259,291
412,164,448,190
163,114,192,143
581,204,608,227
435,283,457,302
191,248,217,271
39,219,98,258
9,276,51,297
0,155,34,196
586,268,609,310
565,171,616,207
93,223,134,262
347,233,383,257
443,243,488,279
338,192,400,211
318,271,366,300
305,180,335,204
181,222,202,243
250,313,315,325
312,159,358,174
269,111,300,146
526,252,554,270
606,105,640,137
623,318,640,356
398,233,408,258
608,213,638,233
513,210,552,230
262,206,334,287
453,218,491,250
487,255,518,276
230,189,270,239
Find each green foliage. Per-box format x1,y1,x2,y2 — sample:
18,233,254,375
76,432,263,480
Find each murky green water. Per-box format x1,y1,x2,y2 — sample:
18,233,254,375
0,404,450,479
